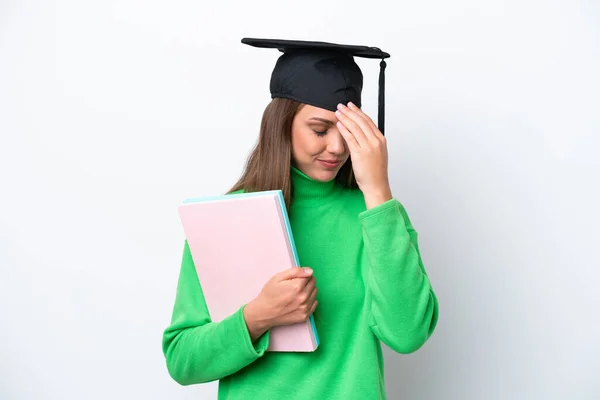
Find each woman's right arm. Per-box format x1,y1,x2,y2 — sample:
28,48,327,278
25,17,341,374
161,241,270,386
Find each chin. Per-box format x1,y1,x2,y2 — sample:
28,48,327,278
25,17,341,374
311,167,339,182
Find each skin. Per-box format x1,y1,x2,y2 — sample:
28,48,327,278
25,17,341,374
290,103,351,183
243,102,394,342
291,102,393,209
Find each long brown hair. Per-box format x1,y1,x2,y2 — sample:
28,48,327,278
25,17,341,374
227,98,358,209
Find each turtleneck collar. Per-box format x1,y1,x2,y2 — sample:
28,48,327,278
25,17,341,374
290,165,341,207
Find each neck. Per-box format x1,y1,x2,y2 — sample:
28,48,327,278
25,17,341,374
290,166,340,207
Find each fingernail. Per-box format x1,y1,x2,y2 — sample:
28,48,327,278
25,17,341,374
337,103,346,110
348,102,355,108
335,110,342,117
303,267,313,275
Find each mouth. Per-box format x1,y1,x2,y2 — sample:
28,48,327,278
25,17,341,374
318,159,342,168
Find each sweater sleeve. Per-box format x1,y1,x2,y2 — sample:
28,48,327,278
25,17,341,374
358,198,439,354
162,240,270,385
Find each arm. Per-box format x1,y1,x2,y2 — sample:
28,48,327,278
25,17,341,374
162,241,270,385
359,198,439,354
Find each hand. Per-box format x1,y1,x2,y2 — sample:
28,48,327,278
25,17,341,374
243,267,318,342
335,102,393,209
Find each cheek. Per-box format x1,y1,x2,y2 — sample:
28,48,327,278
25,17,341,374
292,129,321,157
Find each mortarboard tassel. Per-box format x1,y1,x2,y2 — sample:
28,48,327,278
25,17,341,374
378,59,386,135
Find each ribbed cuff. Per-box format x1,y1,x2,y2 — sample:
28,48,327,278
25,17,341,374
235,305,270,357
358,198,401,222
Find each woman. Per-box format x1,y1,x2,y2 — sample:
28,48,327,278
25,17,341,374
162,38,439,399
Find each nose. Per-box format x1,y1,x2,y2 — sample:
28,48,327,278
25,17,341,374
326,130,348,155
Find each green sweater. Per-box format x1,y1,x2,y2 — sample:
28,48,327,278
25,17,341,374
162,166,439,399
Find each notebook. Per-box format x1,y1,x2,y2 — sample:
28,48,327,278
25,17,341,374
177,190,319,352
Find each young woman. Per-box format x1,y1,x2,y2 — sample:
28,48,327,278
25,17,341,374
162,38,439,399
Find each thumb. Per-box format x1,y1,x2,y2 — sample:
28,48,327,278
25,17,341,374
277,266,313,281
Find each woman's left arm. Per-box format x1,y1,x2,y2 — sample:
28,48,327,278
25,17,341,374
335,102,439,354
359,199,439,354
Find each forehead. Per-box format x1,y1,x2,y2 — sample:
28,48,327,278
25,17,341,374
296,104,337,120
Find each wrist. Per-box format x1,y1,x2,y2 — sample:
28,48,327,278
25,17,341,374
243,300,271,340
364,186,393,209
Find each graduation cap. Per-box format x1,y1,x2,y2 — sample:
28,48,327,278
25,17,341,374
241,38,391,134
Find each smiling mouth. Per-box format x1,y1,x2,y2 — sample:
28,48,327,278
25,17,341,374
318,159,341,167
319,158,342,163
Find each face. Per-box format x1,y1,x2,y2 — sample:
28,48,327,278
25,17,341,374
291,104,350,182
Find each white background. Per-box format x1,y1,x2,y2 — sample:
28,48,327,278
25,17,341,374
1,1,599,399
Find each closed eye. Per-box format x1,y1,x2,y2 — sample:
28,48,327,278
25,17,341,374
308,117,335,137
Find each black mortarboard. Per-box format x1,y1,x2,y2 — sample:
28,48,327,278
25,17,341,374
241,38,391,134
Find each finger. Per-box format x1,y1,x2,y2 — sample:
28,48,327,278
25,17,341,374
297,284,317,306
347,102,383,139
277,266,313,282
302,289,318,318
288,276,314,295
336,120,360,153
298,276,316,295
336,106,368,147
286,275,314,296
309,300,318,315
304,275,317,291
340,103,377,142
306,285,318,306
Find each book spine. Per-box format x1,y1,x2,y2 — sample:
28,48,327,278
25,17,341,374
276,191,320,348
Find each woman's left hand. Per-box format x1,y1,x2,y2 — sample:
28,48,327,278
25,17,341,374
336,102,393,209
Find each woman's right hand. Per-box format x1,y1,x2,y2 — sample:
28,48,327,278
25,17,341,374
243,267,318,342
